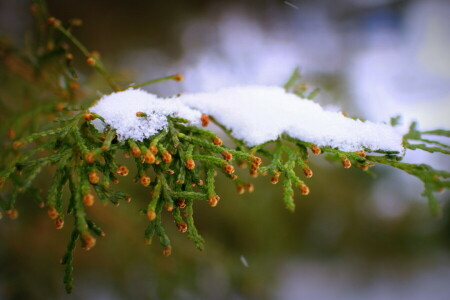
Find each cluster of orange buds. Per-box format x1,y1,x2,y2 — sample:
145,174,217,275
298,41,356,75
5,209,18,219
47,207,59,219
201,114,210,127
185,158,195,170
208,195,220,207
116,165,129,176
249,156,262,177
224,164,235,175
88,171,99,184
298,183,310,196
83,193,95,206
140,176,151,187
81,232,96,250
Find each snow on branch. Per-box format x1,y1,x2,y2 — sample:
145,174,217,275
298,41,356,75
90,86,403,153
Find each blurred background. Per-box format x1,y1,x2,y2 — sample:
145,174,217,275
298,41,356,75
1,0,450,299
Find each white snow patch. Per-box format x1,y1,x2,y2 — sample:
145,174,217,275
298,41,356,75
90,89,201,141
179,86,403,152
90,86,403,152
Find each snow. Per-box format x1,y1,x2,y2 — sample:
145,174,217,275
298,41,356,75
89,89,201,141
89,86,404,153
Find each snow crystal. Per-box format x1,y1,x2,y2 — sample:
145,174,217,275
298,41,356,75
90,86,403,153
89,89,201,141
179,86,404,152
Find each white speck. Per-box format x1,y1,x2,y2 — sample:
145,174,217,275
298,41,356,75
240,255,249,267
284,1,299,10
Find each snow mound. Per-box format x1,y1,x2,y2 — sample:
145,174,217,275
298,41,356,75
90,86,403,152
90,89,201,141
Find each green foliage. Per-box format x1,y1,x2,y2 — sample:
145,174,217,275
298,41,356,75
0,0,449,294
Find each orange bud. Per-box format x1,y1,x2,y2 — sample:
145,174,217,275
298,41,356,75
56,103,66,112
48,207,59,219
88,171,99,184
252,156,262,166
140,176,151,187
149,145,158,155
12,141,22,150
208,195,220,207
136,112,147,117
355,150,367,158
201,114,210,127
131,147,141,158
84,152,95,164
177,222,188,233
81,232,96,250
224,164,235,174
162,152,172,164
55,217,64,230
162,246,172,257
246,183,254,193
177,198,186,209
47,17,60,27
213,136,223,146
270,176,279,184
250,170,258,178
116,165,129,176
83,193,95,206
251,163,259,171
147,209,156,221
173,73,183,81
142,152,155,164
86,57,96,66
185,158,195,170
125,196,132,203
69,81,79,90
237,185,245,194
166,204,174,212
124,152,131,158
359,164,369,172
303,167,313,178
342,158,352,169
83,113,95,121
7,129,15,140
223,151,233,161
311,145,321,155
299,183,310,195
